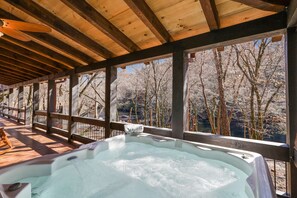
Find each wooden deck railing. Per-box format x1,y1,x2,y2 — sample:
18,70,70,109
0,107,291,196
0,105,26,124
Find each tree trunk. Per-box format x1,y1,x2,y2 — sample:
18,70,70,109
250,85,256,139
213,50,230,136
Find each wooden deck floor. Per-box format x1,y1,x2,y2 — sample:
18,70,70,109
0,117,79,168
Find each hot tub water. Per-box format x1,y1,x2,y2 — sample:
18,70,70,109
19,142,249,198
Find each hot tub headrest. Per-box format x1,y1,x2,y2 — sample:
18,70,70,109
124,124,144,135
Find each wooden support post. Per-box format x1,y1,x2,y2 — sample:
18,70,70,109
47,79,56,134
4,89,8,116
18,86,24,123
32,83,39,128
68,73,78,142
0,90,2,115
172,50,189,139
105,66,117,138
286,27,297,198
7,88,13,119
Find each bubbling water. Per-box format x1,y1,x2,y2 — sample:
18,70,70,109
19,142,249,198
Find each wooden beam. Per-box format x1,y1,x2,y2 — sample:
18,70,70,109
105,66,117,138
0,72,28,82
5,0,114,59
68,72,78,142
10,70,73,89
61,0,140,53
172,50,188,139
0,61,39,78
0,67,33,80
286,27,297,198
124,0,172,43
2,36,78,70
9,12,287,88
7,88,13,118
77,12,286,74
0,39,63,72
0,60,41,78
18,86,24,123
288,0,297,27
0,54,50,76
0,8,96,64
0,47,63,73
199,0,220,31
0,81,20,86
263,0,289,6
31,33,95,65
47,79,56,134
32,83,39,127
231,0,286,12
0,77,22,84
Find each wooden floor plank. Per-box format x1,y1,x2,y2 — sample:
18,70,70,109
0,117,79,168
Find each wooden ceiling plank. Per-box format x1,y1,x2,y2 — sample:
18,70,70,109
0,8,96,64
0,68,31,80
0,61,38,78
199,0,220,31
0,72,28,81
0,62,39,79
124,0,173,43
30,32,96,64
61,0,140,52
4,0,114,59
77,12,286,74
0,45,60,74
0,67,32,80
0,76,28,84
2,36,78,70
0,78,23,85
231,0,286,12
0,39,64,72
0,55,49,76
0,79,20,86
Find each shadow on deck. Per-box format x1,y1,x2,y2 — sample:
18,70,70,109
0,117,79,168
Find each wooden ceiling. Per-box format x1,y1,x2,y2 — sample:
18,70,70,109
0,0,289,85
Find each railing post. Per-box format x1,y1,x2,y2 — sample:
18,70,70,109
7,88,13,119
105,66,117,138
47,79,56,134
172,50,189,139
32,83,39,129
18,86,24,124
68,72,78,142
286,27,297,198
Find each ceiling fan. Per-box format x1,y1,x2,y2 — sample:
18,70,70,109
0,19,51,42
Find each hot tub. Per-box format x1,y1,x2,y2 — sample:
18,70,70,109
0,133,275,198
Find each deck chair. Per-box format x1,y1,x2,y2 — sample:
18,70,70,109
0,128,13,154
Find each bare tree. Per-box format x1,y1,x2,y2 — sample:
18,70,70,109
234,39,284,139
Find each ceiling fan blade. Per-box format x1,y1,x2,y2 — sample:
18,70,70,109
1,19,51,33
0,27,31,42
